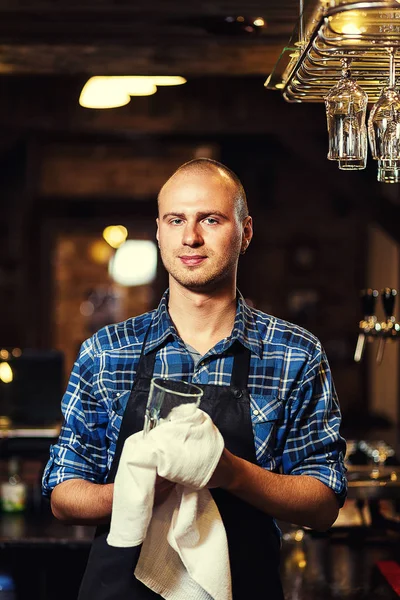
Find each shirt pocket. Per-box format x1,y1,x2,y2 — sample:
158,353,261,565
250,395,284,467
108,389,131,442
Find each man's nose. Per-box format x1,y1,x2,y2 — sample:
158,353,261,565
182,222,203,246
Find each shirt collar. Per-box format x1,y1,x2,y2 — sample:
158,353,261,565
144,289,263,359
144,290,180,354
230,292,263,358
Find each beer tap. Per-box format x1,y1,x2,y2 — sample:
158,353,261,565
354,289,379,363
376,288,400,364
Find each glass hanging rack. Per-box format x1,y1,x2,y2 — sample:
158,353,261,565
265,1,400,104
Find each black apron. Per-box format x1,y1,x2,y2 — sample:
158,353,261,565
78,336,283,600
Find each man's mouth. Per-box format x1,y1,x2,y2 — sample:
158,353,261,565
179,255,207,266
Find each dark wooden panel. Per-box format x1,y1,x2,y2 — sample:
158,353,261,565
0,0,299,74
0,41,284,75
0,1,298,16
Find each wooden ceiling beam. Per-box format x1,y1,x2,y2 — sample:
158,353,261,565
0,42,281,75
0,1,298,76
0,1,298,17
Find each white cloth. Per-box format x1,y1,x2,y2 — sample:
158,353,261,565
107,404,232,600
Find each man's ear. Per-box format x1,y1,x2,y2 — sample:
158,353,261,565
243,216,253,246
156,218,160,244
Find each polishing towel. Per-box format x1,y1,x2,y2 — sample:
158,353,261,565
107,404,232,600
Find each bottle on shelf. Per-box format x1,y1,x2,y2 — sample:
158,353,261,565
1,457,27,513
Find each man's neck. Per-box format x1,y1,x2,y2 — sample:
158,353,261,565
168,282,237,356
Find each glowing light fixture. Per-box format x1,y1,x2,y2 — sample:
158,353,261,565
298,560,307,569
146,76,186,86
0,362,13,384
109,240,157,286
79,76,186,109
102,225,128,249
253,17,265,27
89,239,114,264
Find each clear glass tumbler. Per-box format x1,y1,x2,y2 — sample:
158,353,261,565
377,159,400,183
143,377,203,435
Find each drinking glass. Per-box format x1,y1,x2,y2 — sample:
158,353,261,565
143,377,203,435
368,49,400,182
377,159,400,183
325,59,368,167
338,126,368,170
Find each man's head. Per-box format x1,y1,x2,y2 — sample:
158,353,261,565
158,158,249,222
156,158,253,294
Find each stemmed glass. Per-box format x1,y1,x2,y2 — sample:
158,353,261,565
325,58,368,170
368,48,400,183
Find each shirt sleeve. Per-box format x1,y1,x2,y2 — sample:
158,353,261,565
282,342,347,506
42,337,109,497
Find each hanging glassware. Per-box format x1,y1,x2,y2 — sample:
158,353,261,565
368,48,400,183
324,58,368,170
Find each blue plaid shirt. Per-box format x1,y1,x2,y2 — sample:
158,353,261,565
42,290,347,505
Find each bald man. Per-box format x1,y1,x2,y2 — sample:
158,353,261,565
43,159,347,600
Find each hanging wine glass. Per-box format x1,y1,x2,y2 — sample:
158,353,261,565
325,58,368,170
368,48,400,183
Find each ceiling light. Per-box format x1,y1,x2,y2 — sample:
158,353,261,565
148,76,187,86
79,75,186,109
253,18,265,27
80,77,131,109
120,77,157,96
80,76,156,109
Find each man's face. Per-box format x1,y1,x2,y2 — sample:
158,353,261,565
156,172,252,293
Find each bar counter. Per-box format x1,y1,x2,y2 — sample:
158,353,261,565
0,501,399,600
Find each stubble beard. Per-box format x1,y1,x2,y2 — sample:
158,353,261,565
160,247,240,292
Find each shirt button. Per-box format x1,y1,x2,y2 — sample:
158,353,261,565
233,389,243,399
116,392,121,397
253,409,259,416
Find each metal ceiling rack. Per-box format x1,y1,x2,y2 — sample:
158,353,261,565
266,1,400,103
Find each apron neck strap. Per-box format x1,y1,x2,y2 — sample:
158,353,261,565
134,321,157,381
230,342,251,390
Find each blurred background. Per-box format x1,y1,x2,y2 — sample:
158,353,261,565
0,0,398,434
0,1,399,598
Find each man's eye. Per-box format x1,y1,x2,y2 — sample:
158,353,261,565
204,218,218,225
170,218,183,225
